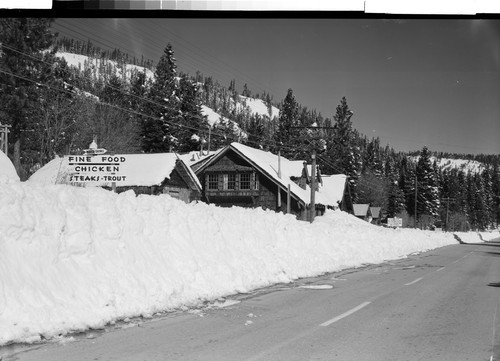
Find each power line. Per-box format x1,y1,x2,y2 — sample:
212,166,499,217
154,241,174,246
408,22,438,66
6,40,487,208
0,41,302,154
51,19,281,100
0,60,286,153
1,41,289,154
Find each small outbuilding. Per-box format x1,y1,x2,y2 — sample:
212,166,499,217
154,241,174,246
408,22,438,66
369,206,382,225
29,153,202,203
353,204,372,222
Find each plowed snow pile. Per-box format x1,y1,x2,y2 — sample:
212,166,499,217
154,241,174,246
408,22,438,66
0,179,481,346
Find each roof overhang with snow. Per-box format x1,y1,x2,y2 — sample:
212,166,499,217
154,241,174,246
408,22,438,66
195,142,346,208
29,153,201,190
353,204,371,217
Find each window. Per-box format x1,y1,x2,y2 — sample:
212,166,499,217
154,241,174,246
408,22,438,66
240,173,251,190
253,173,259,190
208,174,218,190
169,190,180,199
222,174,228,190
228,173,236,190
207,172,257,191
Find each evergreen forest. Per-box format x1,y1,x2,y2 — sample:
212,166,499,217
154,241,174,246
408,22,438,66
1,18,499,231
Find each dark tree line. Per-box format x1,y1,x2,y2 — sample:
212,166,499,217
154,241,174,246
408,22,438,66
56,36,155,70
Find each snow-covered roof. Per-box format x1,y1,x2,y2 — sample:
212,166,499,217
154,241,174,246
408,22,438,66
353,204,371,217
29,153,201,189
0,150,19,183
204,142,346,207
370,206,382,219
318,174,347,207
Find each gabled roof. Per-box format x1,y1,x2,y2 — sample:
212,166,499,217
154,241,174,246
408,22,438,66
319,174,347,207
196,142,346,208
0,149,19,183
29,153,201,190
370,207,382,219
177,149,222,173
353,204,371,217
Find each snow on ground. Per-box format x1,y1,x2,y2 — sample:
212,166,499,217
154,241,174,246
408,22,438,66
237,95,280,119
0,179,471,346
453,231,498,244
435,157,484,173
411,155,484,174
0,151,19,184
200,105,231,127
200,105,247,139
56,52,154,82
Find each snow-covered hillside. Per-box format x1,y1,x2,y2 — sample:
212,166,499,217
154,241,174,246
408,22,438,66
57,52,277,135
434,157,484,173
411,155,485,174
200,105,247,139
57,52,155,81
237,95,280,120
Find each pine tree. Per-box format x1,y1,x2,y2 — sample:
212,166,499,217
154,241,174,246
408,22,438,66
242,83,251,97
176,74,207,153
481,164,495,229
415,146,440,223
128,70,150,112
247,114,265,147
363,137,383,176
0,18,58,178
401,157,417,220
100,74,127,107
142,43,180,153
440,168,469,231
492,162,500,227
325,97,360,205
273,88,299,157
385,171,406,218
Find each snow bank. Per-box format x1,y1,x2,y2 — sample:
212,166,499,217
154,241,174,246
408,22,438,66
453,230,500,243
0,151,19,184
0,182,458,345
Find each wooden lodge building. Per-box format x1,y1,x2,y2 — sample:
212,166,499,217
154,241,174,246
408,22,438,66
102,154,202,203
194,143,347,221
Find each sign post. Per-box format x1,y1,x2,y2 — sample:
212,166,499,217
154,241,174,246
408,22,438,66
67,155,128,186
0,123,11,155
387,217,403,228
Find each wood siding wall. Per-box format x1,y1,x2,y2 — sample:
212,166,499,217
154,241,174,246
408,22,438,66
199,150,304,218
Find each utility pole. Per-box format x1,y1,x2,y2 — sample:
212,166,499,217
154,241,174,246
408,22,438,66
277,150,282,210
0,123,11,155
290,126,333,223
414,175,418,228
446,196,450,231
208,126,211,155
441,197,456,231
310,150,316,223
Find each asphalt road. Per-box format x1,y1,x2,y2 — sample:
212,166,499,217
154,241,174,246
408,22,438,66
7,238,500,361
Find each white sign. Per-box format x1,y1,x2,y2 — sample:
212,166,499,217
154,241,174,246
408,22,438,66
387,217,403,228
67,155,128,183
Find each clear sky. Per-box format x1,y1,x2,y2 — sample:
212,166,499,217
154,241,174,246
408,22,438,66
52,17,500,155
